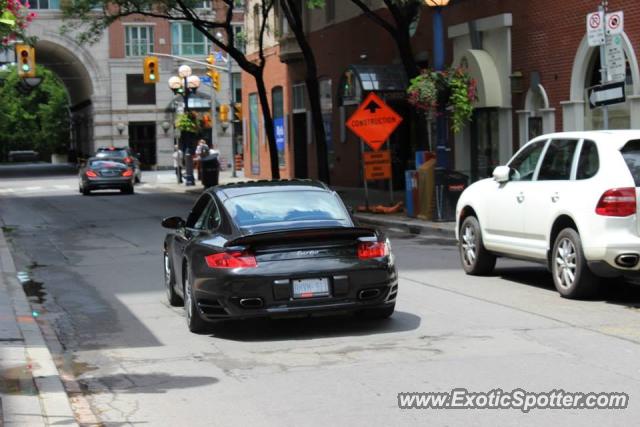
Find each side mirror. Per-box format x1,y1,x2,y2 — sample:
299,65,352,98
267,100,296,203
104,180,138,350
162,216,185,229
493,165,511,183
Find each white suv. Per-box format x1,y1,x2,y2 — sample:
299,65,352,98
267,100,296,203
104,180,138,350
455,130,640,298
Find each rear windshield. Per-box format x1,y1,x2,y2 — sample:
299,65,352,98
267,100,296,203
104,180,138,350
89,160,125,168
96,149,127,158
225,190,351,232
621,140,640,186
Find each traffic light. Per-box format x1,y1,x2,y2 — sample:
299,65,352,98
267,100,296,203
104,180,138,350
143,56,158,84
212,71,221,92
15,44,35,78
218,104,230,123
233,103,242,122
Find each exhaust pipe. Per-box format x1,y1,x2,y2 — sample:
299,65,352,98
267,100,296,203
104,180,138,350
358,289,381,300
239,298,264,308
615,254,639,268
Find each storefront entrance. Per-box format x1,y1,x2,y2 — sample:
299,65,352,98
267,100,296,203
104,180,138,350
470,108,500,181
128,122,156,169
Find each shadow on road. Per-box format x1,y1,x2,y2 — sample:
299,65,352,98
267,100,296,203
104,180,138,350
79,373,219,394
0,163,77,178
205,310,421,342
498,265,640,309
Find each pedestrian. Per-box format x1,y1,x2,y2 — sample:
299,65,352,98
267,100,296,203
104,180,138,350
195,139,209,181
172,144,183,183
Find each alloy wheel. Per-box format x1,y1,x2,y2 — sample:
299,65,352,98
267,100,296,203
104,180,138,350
555,238,577,290
461,224,477,267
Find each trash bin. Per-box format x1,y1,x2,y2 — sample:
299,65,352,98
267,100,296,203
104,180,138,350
200,153,220,188
435,170,468,221
405,170,419,218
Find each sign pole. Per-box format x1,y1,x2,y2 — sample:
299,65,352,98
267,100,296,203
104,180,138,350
387,140,394,204
599,1,609,129
360,139,370,210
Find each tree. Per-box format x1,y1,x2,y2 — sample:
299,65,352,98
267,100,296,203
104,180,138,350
279,0,330,184
349,0,421,79
0,66,70,161
61,0,281,179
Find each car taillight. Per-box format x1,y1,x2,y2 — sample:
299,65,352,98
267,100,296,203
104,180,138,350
357,241,389,259
86,170,98,177
124,157,133,164
122,169,133,177
596,187,637,217
205,251,257,269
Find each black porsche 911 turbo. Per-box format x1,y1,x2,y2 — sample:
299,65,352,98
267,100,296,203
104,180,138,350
162,180,398,333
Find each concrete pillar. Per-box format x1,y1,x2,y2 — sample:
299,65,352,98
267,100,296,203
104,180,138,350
516,110,531,147
560,101,585,131
539,108,556,134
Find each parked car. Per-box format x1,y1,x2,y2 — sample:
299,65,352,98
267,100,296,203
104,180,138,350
8,150,39,162
79,158,135,195
95,146,141,183
162,180,398,333
456,130,640,299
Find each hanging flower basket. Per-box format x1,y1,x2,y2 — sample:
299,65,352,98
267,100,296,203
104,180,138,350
0,0,36,45
175,112,201,133
407,67,478,134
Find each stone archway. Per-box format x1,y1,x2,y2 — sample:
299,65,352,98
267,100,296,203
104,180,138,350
562,32,640,130
26,20,113,158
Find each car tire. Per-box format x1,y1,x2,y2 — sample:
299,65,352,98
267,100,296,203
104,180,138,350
82,187,91,196
164,251,182,307
184,264,208,333
358,304,395,319
121,184,134,195
135,174,141,184
459,216,496,275
551,228,600,299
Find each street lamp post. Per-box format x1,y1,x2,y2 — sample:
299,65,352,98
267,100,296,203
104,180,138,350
169,65,201,186
425,0,450,171
425,0,450,221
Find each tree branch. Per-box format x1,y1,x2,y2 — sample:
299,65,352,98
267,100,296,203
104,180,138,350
349,0,397,36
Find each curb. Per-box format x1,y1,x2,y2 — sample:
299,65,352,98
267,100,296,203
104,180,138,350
0,230,78,427
354,213,457,241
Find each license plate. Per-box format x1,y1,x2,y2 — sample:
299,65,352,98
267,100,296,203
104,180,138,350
292,278,330,299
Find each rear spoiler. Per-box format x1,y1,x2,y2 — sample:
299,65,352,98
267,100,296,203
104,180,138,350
224,227,378,248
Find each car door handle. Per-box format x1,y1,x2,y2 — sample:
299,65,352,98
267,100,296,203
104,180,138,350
551,193,559,203
516,193,525,203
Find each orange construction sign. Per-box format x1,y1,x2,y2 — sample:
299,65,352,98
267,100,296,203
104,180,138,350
346,92,403,151
364,150,392,181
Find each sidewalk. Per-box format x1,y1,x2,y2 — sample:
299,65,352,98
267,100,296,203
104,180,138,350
0,229,78,426
151,171,457,241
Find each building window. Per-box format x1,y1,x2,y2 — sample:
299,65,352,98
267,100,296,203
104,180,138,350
126,75,156,105
234,0,246,9
193,1,212,9
171,23,210,56
293,83,306,112
125,26,154,57
232,25,245,53
31,0,60,9
232,73,242,103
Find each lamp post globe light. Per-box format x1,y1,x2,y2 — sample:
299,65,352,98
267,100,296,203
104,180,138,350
168,64,201,186
424,0,450,220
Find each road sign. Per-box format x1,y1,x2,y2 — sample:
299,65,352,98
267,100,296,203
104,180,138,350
363,150,392,181
346,92,403,151
588,81,626,109
605,34,626,82
587,11,605,46
606,10,624,35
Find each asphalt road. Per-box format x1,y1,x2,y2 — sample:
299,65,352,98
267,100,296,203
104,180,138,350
2,168,640,426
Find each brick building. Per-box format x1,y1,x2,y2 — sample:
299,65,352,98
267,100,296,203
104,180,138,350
241,0,640,185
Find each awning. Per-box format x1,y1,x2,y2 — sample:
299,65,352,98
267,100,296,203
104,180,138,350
339,64,408,104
